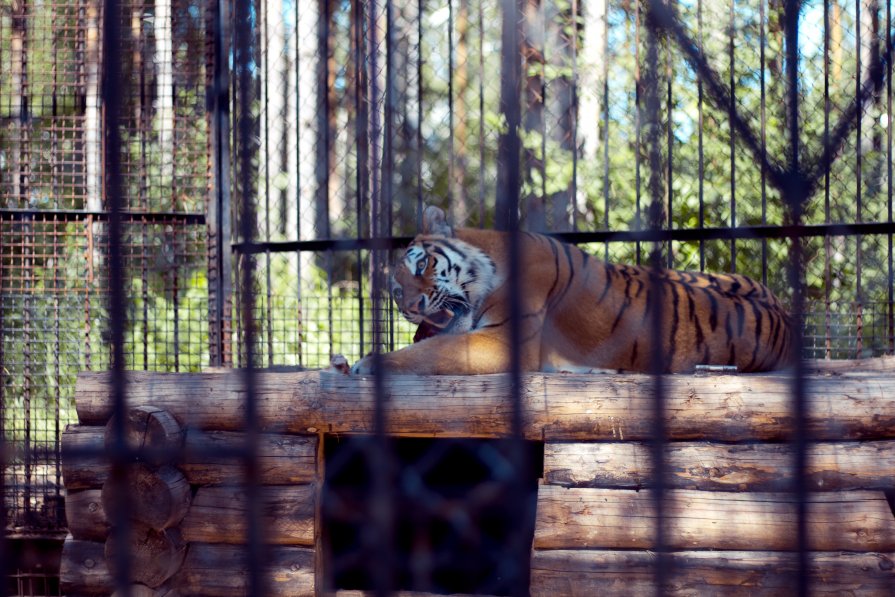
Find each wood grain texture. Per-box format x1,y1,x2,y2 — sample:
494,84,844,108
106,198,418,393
65,490,109,542
174,543,315,597
533,486,895,551
543,441,895,491
179,485,315,546
530,550,895,596
104,524,186,588
101,464,191,530
61,425,317,489
60,535,112,595
104,405,184,466
74,370,895,441
111,584,181,597
59,540,314,597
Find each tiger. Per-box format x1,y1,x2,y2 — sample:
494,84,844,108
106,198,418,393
350,205,793,375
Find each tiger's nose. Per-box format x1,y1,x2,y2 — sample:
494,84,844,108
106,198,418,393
404,295,426,315
392,286,403,302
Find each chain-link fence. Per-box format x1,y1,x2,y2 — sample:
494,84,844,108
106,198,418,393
3,0,895,595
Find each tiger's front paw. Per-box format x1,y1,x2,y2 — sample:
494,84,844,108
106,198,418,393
350,354,376,375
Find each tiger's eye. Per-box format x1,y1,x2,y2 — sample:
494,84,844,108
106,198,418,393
416,257,427,274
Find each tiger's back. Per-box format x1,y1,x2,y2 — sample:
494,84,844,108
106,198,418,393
530,236,793,373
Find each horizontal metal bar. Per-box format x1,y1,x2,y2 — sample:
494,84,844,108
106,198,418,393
231,222,895,254
0,208,206,224
556,222,895,244
233,236,415,253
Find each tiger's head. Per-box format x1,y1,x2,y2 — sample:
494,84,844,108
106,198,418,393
391,206,498,339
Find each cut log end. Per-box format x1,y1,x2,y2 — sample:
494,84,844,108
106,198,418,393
104,524,187,588
101,464,191,531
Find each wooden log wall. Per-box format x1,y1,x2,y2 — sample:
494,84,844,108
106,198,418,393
60,364,895,596
60,396,318,596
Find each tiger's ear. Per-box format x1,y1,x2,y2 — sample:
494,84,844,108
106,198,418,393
422,205,454,237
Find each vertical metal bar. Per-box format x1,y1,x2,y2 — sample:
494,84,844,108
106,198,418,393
760,0,768,286
23,220,32,529
317,0,332,364
888,0,894,353
0,215,7,593
211,0,233,367
417,0,425,229
824,0,832,359
783,0,809,594
856,0,864,308
368,1,397,589
18,0,33,527
170,5,181,372
729,0,737,273
370,0,381,345
602,3,610,260
571,0,579,230
85,217,93,370
102,0,132,588
384,0,396,350
478,0,486,226
327,251,334,359
666,10,674,270
295,0,303,366
645,3,668,595
498,0,528,593
171,262,181,370
697,0,705,272
449,0,456,216
234,0,266,588
354,0,367,360
636,1,643,265
856,302,864,357
541,7,548,223
262,0,274,367
53,217,63,522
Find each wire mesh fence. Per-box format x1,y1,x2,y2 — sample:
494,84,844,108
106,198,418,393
2,0,895,595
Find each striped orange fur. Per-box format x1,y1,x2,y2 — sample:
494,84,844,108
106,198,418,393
351,206,793,375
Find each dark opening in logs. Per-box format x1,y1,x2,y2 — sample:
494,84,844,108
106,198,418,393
322,436,544,595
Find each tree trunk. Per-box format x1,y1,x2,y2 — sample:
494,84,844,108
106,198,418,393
451,0,470,228
578,0,606,220
293,0,321,292
546,0,575,230
85,0,102,211
522,0,546,231
154,0,174,185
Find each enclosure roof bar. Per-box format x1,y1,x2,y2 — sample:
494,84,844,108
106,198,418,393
231,221,895,254
0,208,205,224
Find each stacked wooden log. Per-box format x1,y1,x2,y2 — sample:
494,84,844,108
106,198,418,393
60,399,318,596
59,365,895,595
530,369,895,595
